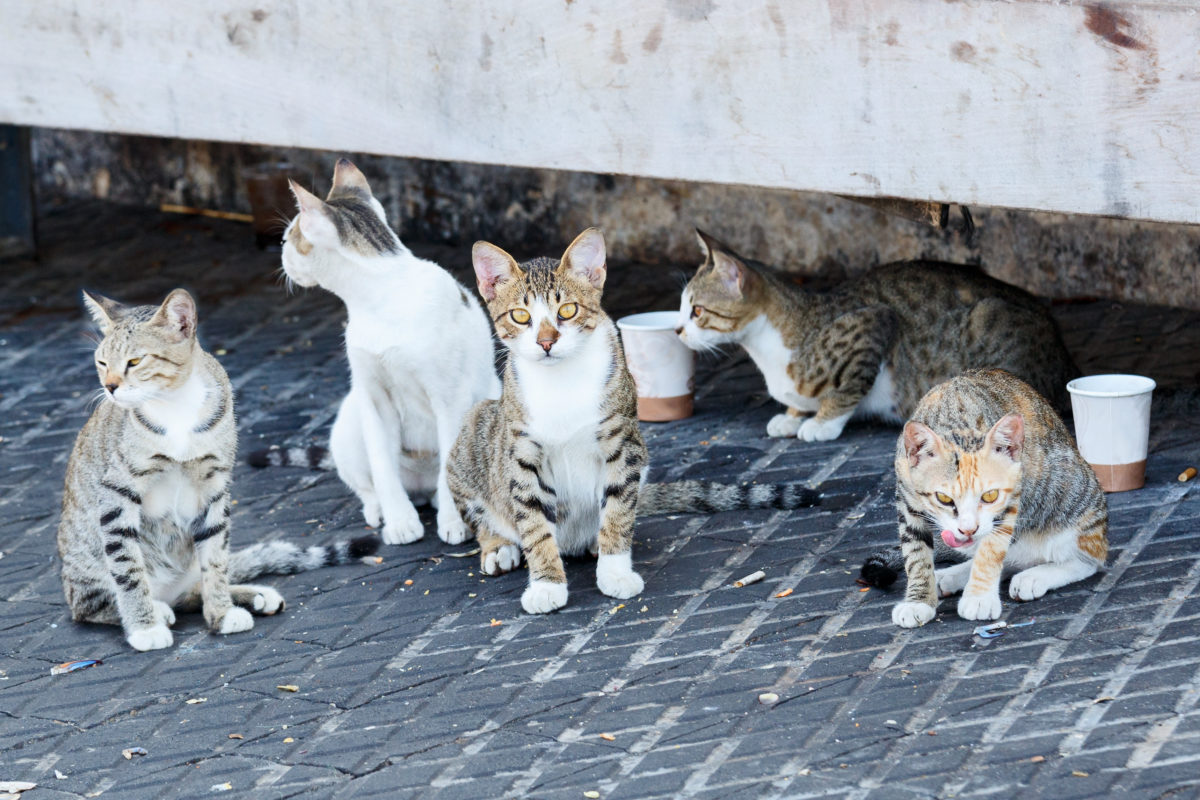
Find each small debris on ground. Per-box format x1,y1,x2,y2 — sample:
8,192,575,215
228,734,243,740
51,659,102,676
1031,755,1046,763
775,588,793,598
282,737,294,743
758,692,780,704
599,733,616,741
55,771,67,780
973,619,1035,639
276,685,299,692
0,783,36,795
1092,696,1116,704
185,698,207,705
404,579,413,585
1179,467,1197,482
1072,770,1089,777
609,604,625,615
490,619,503,627
210,782,232,792
121,747,148,760
735,570,765,587
445,548,481,558
583,792,601,799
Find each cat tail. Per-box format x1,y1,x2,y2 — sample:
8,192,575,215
859,546,905,590
228,535,381,582
247,445,334,471
636,481,821,515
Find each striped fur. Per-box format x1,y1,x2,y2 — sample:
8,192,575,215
248,445,335,470
637,480,820,515
860,370,1109,628
678,232,1079,442
57,289,380,651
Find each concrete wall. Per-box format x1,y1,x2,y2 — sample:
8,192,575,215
32,128,1200,310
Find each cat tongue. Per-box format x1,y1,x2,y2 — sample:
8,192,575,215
941,529,969,548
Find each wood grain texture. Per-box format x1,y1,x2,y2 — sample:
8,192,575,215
1,1,1197,222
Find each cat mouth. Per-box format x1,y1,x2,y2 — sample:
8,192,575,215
940,529,973,548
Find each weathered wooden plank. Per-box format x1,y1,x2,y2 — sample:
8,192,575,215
0,125,35,259
1,1,1197,223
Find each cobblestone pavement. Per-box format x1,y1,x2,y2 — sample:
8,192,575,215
1,202,1198,799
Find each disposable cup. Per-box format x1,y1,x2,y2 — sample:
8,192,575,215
1067,374,1156,492
616,311,695,422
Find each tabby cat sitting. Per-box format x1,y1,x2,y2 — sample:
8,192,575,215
678,231,1077,442
59,289,378,651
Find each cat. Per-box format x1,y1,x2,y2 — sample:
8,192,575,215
58,288,380,651
858,369,1108,627
677,231,1078,442
448,228,824,615
268,159,500,546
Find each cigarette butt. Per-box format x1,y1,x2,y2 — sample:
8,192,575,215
1030,755,1044,763
599,733,616,741
374,557,383,564
228,734,243,740
404,579,413,585
1179,467,1197,482
735,570,765,587
859,587,870,592
276,685,299,692
490,618,503,626
775,588,793,598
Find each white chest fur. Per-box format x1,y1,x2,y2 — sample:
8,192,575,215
142,464,205,530
139,371,213,461
739,316,818,412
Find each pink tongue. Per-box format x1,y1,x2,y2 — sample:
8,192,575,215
941,529,968,548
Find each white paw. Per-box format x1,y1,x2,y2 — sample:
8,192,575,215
436,510,470,545
382,506,424,545
957,592,1002,621
128,624,173,651
153,600,176,627
482,544,522,576
521,580,568,614
362,499,382,529
595,552,644,599
1009,570,1053,601
936,568,969,598
218,606,254,635
797,415,848,442
892,601,936,628
251,587,285,615
766,413,803,438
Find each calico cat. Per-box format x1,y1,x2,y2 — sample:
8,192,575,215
448,229,824,614
265,159,500,546
677,231,1077,442
58,289,379,651
859,369,1108,627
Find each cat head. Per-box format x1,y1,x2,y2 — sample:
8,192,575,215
83,288,199,408
902,414,1024,547
280,158,400,288
471,227,607,366
677,230,761,351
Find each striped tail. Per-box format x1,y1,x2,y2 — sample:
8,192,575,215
248,445,334,471
859,546,905,589
228,535,381,582
636,481,821,516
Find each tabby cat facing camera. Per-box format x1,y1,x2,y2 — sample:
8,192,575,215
678,232,1077,442
448,229,825,615
58,289,378,651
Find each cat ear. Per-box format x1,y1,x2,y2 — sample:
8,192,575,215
560,227,607,289
289,179,339,245
472,241,520,301
695,230,749,297
986,413,1025,461
330,158,372,197
82,290,123,334
903,421,944,468
151,289,198,342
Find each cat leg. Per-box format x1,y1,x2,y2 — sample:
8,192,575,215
64,578,121,625
352,380,424,545
229,584,286,615
936,561,973,598
432,401,474,545
766,407,806,438
330,395,383,528
797,307,894,442
958,530,1013,621
191,495,253,635
511,445,568,614
1009,518,1106,601
594,423,646,600
892,506,939,628
479,526,522,576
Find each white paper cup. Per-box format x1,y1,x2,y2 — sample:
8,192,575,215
617,311,695,422
1067,374,1156,492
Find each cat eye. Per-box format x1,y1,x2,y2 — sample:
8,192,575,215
96,360,107,368
557,303,578,321
510,309,531,325
935,492,954,506
980,489,999,503
691,305,704,319
126,357,142,368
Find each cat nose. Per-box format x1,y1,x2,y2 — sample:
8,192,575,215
958,524,977,536
105,382,118,394
537,339,555,353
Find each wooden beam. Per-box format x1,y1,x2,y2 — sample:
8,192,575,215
1,1,1197,224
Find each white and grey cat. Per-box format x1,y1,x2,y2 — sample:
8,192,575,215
269,159,500,545
58,289,379,651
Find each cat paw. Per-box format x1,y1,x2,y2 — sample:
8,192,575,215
892,601,936,628
218,606,255,635
596,553,644,599
482,544,522,576
153,600,176,627
957,592,1002,621
361,500,382,529
797,416,846,442
766,413,803,438
382,506,424,545
936,568,970,598
127,624,173,651
251,587,285,615
521,580,568,614
1009,569,1054,601
436,511,471,546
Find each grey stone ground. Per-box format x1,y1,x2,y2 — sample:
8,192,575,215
1,202,1198,799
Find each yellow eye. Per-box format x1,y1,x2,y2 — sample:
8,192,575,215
557,303,578,321
691,305,704,319
127,357,142,367
935,492,954,506
510,309,531,325
981,489,999,503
